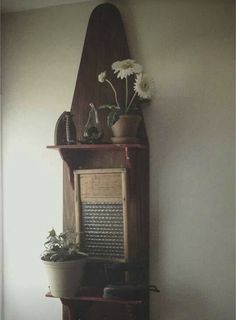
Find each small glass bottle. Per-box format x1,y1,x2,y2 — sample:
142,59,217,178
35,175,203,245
83,103,103,143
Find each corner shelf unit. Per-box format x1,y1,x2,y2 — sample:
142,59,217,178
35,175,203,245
45,3,151,320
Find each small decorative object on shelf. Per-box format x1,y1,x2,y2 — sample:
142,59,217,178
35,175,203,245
83,103,103,143
103,262,159,300
54,111,77,145
41,228,88,298
103,284,159,300
98,59,153,143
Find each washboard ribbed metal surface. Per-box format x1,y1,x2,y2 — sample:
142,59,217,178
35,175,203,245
81,202,124,259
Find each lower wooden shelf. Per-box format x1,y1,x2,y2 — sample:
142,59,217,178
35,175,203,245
46,292,144,304
46,291,148,320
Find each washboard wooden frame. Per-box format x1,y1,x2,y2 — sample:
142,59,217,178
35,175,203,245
74,168,128,263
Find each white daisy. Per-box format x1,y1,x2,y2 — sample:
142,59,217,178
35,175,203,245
134,73,153,99
98,71,107,83
112,59,143,79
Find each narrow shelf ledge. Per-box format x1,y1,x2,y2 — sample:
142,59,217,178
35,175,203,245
47,143,149,187
47,143,148,150
46,292,144,305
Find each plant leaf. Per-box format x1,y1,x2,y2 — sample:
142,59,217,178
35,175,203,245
41,229,88,262
99,104,118,110
107,108,122,127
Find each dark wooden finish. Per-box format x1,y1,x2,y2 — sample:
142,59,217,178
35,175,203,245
46,292,144,304
47,144,148,150
49,144,148,187
61,300,147,320
47,293,147,320
61,145,149,302
47,3,150,320
50,2,148,144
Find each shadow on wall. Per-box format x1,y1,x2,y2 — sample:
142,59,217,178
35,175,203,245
159,286,209,320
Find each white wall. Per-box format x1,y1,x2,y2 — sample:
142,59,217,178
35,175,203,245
0,8,3,319
0,107,2,320
0,96,2,320
2,0,234,319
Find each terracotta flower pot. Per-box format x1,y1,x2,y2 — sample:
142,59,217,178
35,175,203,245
111,114,142,143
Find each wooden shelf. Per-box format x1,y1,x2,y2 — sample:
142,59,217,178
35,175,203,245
47,143,148,186
47,143,148,150
46,291,147,320
46,292,144,305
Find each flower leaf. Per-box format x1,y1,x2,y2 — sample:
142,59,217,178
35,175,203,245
98,104,118,110
107,108,122,127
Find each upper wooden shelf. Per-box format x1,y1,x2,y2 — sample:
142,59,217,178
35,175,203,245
47,144,148,150
47,143,148,187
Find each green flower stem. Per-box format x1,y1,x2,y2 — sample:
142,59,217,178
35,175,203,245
105,79,119,108
125,76,128,110
126,91,137,113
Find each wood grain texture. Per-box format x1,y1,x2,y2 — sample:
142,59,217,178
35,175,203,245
71,3,130,142
69,3,147,143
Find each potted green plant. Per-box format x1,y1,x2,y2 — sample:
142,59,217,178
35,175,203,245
98,59,153,143
41,228,88,298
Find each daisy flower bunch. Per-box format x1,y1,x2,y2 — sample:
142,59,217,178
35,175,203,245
98,59,153,127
